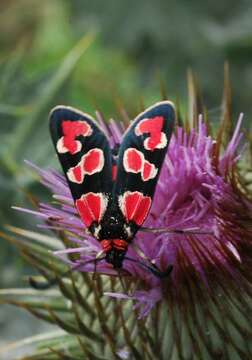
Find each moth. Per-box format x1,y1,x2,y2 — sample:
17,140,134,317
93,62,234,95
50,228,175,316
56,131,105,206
49,101,175,277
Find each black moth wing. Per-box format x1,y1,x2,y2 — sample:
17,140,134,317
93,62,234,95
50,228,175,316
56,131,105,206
49,106,113,231
113,101,175,234
49,106,113,198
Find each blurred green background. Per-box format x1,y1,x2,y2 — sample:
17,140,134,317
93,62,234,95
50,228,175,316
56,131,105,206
0,0,252,348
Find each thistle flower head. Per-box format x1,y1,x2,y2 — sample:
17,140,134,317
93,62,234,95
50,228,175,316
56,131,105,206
17,109,251,323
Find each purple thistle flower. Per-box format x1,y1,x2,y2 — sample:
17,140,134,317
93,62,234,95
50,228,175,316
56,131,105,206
16,110,252,324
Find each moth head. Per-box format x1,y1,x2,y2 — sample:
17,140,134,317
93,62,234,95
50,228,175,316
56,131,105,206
105,248,126,269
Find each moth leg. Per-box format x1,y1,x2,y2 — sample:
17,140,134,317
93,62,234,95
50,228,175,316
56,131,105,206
117,268,132,296
92,250,106,280
140,226,212,235
131,242,156,266
131,242,173,277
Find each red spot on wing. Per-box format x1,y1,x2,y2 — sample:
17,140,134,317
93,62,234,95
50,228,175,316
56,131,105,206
83,148,102,173
57,120,92,154
71,165,82,183
124,148,143,172
120,191,151,226
76,192,108,227
142,160,157,181
123,148,157,181
135,116,167,151
67,148,104,183
112,164,117,181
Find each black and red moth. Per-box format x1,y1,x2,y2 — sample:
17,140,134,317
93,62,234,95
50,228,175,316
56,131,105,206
49,101,175,277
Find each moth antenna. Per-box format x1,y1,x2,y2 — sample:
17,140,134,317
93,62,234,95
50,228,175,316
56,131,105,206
131,242,153,264
140,226,212,235
29,257,106,290
129,243,173,278
92,250,106,280
96,249,106,259
124,255,173,279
